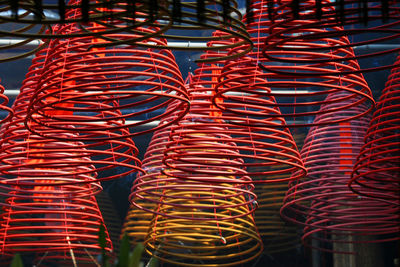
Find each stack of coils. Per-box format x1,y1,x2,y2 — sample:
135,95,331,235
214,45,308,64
124,99,183,246
350,54,400,204
214,0,374,128
0,38,141,264
281,91,400,253
0,83,12,124
165,31,305,185
24,17,190,141
254,182,301,254
262,0,400,74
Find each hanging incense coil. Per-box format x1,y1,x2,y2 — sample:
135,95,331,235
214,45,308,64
168,30,306,184
254,182,301,254
350,54,400,203
0,83,12,124
24,21,189,142
214,0,375,128
281,92,400,253
261,0,400,75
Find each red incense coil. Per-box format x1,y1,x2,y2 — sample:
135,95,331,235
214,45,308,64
0,83,12,124
163,31,305,184
350,54,400,203
25,20,189,142
262,0,400,75
214,0,374,128
281,92,400,253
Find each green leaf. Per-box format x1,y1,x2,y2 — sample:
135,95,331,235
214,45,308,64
128,243,145,267
147,257,159,267
117,233,131,267
98,223,107,250
10,253,24,267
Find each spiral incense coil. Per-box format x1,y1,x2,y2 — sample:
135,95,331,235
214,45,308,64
350,55,400,203
24,20,189,142
281,92,400,253
254,182,301,254
214,0,374,128
262,0,400,75
0,84,12,124
161,30,305,184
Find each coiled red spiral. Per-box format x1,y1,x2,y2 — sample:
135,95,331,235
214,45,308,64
280,91,400,253
162,31,305,185
262,0,400,74
0,84,12,124
350,54,400,203
24,17,189,142
0,38,142,264
214,0,374,128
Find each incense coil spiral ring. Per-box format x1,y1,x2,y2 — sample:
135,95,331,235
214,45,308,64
280,92,400,253
25,24,190,142
261,0,400,75
350,55,400,203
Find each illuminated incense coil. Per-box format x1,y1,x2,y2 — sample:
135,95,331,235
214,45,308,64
262,0,400,74
25,21,189,141
214,0,374,128
281,92,400,253
350,54,400,203
254,182,301,254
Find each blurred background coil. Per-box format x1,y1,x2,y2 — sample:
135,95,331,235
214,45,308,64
24,20,190,141
214,0,375,128
350,54,400,203
0,83,12,124
254,182,301,255
280,91,400,253
262,0,400,75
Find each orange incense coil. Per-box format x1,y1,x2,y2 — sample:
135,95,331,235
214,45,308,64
144,209,263,267
281,91,400,253
254,182,301,254
0,83,12,124
350,54,400,203
214,0,374,128
25,20,189,142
